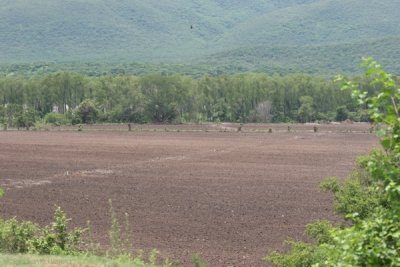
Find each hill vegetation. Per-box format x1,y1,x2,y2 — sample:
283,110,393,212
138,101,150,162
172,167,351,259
199,36,400,75
0,0,399,74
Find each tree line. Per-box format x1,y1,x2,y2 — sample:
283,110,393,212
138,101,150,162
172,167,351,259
0,71,381,127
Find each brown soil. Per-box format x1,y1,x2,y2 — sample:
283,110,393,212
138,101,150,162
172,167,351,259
0,123,379,266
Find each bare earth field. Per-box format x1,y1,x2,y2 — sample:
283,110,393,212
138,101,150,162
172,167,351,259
0,123,379,266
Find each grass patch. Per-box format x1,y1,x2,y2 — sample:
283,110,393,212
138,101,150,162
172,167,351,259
0,254,157,267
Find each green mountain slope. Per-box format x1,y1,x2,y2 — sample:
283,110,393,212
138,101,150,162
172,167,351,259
0,0,399,73
219,0,400,48
0,0,273,62
200,37,400,75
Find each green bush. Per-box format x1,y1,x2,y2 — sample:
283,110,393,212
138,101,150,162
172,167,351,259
323,208,400,267
44,113,71,126
297,96,315,123
264,240,328,267
29,207,84,255
263,220,335,267
73,99,100,124
9,107,37,130
0,207,84,255
0,219,37,253
320,172,383,220
335,105,349,121
348,109,370,122
305,220,334,245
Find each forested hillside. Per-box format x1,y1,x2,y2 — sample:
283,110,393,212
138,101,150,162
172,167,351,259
0,0,399,74
202,37,400,75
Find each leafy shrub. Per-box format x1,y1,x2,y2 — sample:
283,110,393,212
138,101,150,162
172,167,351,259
11,107,37,130
305,220,334,245
104,105,148,124
0,207,84,255
297,96,314,123
335,105,349,121
264,240,328,267
73,99,100,124
323,208,400,267
315,112,335,123
320,172,383,220
44,113,71,126
0,219,37,253
348,109,370,122
29,207,84,255
263,220,334,267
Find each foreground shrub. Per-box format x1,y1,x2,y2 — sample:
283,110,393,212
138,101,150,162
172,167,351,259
0,207,84,255
322,208,400,266
265,241,327,267
29,207,84,255
0,219,37,253
320,171,383,220
263,221,334,266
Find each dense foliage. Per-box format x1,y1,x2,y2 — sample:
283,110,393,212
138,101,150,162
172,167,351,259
264,58,400,266
0,72,375,126
0,208,83,255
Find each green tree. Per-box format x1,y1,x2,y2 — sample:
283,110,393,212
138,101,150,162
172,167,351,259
335,105,349,121
15,108,36,130
298,96,314,123
139,75,190,122
74,99,99,124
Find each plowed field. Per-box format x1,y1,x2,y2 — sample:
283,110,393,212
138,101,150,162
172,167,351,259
0,123,379,266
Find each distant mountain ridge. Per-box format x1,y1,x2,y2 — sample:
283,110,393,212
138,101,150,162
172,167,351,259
0,0,399,73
